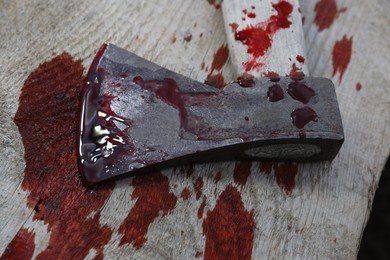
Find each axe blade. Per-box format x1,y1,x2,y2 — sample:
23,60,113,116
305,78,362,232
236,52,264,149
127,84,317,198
77,43,343,186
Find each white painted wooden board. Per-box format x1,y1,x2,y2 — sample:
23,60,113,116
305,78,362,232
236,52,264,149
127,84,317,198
0,0,389,259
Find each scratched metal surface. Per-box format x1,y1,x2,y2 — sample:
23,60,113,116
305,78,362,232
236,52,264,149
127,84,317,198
0,0,389,259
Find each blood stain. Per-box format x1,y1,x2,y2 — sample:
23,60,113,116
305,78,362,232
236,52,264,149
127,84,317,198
205,44,229,89
287,81,315,104
267,84,284,102
214,171,222,183
194,177,204,200
184,34,193,42
356,82,362,92
1,228,35,260
314,0,347,31
259,162,273,174
195,251,203,258
198,196,207,219
234,1,294,71
236,73,255,88
291,106,318,129
289,63,305,80
181,187,191,200
274,162,298,196
172,36,177,44
263,71,280,82
233,161,252,187
332,35,353,83
13,53,114,259
296,55,305,63
202,185,255,259
207,0,222,9
118,171,177,249
229,23,239,33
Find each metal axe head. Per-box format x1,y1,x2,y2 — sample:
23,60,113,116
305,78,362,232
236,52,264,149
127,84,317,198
77,43,343,186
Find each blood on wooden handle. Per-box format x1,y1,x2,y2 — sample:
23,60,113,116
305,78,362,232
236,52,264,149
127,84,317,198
221,0,309,77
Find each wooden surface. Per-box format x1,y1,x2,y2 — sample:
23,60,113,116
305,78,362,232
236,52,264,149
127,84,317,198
0,0,389,259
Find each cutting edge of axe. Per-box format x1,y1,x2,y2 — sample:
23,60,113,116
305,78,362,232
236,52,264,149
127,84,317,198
77,43,344,186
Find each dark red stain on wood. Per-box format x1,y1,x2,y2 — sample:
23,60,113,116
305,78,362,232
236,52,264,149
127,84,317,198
332,35,353,83
184,34,193,42
198,196,207,219
296,55,305,63
195,251,203,258
237,73,255,88
207,0,222,9
289,63,305,80
214,171,222,183
1,228,35,260
233,161,252,187
263,71,280,81
314,0,347,32
205,44,229,89
259,162,273,174
202,185,255,260
13,53,114,259
194,177,204,200
181,187,191,200
118,171,177,249
274,162,298,196
356,82,362,92
233,1,293,71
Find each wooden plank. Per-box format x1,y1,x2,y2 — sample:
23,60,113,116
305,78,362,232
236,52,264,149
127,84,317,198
0,0,389,259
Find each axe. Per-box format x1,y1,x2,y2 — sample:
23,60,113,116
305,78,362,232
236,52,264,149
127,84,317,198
78,0,343,185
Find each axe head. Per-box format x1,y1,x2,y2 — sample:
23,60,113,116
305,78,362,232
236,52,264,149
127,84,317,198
77,43,344,186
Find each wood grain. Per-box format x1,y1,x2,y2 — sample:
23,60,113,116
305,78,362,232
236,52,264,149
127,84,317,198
0,0,389,259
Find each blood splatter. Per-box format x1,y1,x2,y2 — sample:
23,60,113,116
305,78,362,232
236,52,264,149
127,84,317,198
274,162,298,196
267,84,284,102
172,36,177,44
1,228,35,260
314,0,347,32
291,106,318,129
332,35,353,83
184,34,193,42
263,71,280,82
229,23,239,33
205,44,229,89
236,73,255,88
233,1,294,71
207,0,222,9
118,171,177,249
356,82,362,92
194,177,204,200
13,53,114,259
198,196,207,219
289,63,305,80
202,185,254,259
233,161,252,187
296,55,305,63
195,251,203,258
181,187,191,200
287,81,315,104
259,162,273,174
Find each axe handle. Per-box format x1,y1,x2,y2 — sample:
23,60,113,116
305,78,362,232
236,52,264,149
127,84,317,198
221,0,309,77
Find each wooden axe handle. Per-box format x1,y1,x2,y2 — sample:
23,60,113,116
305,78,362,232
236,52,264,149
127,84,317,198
221,0,309,77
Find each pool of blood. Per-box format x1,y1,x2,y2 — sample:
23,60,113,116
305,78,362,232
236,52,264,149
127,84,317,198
291,106,318,129
267,84,284,102
287,81,315,104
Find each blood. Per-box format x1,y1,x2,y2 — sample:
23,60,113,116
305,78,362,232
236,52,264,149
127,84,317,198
263,71,280,82
289,63,305,80
13,53,114,259
181,187,191,200
247,12,256,18
207,0,222,9
118,171,177,248
205,44,229,89
314,0,347,32
202,185,255,259
229,23,239,33
233,1,293,71
198,196,207,219
172,36,177,44
332,35,353,83
291,106,318,129
274,162,298,196
259,162,273,174
356,82,362,91
1,228,35,260
194,177,204,200
267,84,284,102
287,81,315,104
236,73,255,88
233,161,252,187
214,171,222,183
195,251,203,258
184,34,193,42
296,55,305,63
